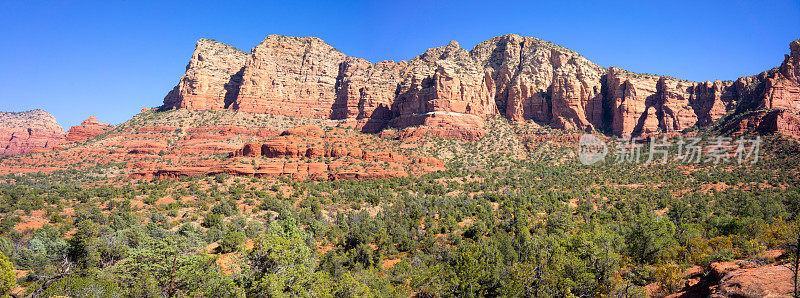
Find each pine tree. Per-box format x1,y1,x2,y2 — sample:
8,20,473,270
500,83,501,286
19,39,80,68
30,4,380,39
0,251,15,298
791,222,799,298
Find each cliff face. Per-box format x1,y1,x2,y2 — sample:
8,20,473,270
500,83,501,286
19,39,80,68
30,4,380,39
332,58,403,131
386,41,496,139
0,110,65,155
232,35,348,118
470,35,606,131
162,35,800,139
756,39,800,111
163,34,610,137
163,39,248,111
605,68,739,137
714,39,800,138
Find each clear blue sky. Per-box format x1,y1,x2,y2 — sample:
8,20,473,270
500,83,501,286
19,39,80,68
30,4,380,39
1,0,798,128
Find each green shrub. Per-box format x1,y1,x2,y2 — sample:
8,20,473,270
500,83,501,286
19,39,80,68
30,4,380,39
0,251,15,297
219,231,246,254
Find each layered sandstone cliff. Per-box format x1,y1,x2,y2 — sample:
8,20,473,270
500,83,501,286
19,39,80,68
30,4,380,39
331,58,402,131
163,34,610,137
0,110,65,155
163,39,248,110
749,39,800,112
162,35,800,139
233,35,348,117
386,40,497,138
715,39,800,138
125,124,445,181
605,68,738,137
470,35,606,131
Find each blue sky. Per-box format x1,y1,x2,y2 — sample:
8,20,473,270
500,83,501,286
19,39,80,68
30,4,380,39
1,0,798,127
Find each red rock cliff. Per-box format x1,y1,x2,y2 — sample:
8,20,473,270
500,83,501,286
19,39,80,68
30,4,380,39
162,35,800,139
605,68,737,137
162,39,248,110
233,35,348,117
0,110,65,155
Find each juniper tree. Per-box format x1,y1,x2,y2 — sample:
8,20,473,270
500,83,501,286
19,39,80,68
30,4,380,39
790,222,799,298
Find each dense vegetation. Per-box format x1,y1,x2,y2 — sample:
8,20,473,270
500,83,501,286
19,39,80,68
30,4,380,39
0,130,799,297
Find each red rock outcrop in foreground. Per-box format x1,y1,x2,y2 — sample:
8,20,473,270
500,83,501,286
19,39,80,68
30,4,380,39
708,262,794,298
66,116,113,142
644,252,795,298
0,110,65,155
162,35,800,139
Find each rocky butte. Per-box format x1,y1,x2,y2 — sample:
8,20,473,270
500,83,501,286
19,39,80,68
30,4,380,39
0,110,65,155
65,116,113,142
0,112,116,156
162,34,800,139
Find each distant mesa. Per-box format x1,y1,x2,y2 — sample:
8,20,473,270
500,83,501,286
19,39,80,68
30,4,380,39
0,110,65,155
0,112,115,155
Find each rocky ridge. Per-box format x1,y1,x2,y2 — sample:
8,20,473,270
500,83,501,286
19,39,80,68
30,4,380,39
0,109,444,181
127,124,445,181
162,34,800,139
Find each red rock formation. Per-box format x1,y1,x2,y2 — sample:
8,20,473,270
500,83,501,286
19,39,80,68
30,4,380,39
332,58,403,132
123,140,168,155
233,35,347,117
606,67,740,137
134,148,440,181
173,141,241,155
470,35,605,130
214,126,446,180
395,126,486,141
752,39,800,111
66,116,113,142
163,39,248,110
388,41,497,135
161,35,800,140
720,39,800,137
0,110,65,155
231,126,422,162
606,68,659,137
708,261,794,298
652,253,795,298
163,34,607,139
690,80,737,126
722,109,800,138
0,109,423,181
